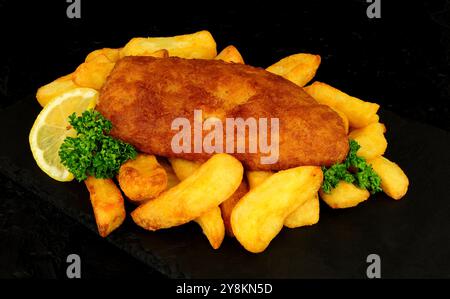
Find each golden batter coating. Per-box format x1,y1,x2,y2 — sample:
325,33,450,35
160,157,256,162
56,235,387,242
97,56,348,170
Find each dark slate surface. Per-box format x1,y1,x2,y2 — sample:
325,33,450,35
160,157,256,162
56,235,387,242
0,173,164,279
0,97,449,278
0,0,449,278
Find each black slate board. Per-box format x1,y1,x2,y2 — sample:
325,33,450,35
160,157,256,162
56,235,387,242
1,97,449,278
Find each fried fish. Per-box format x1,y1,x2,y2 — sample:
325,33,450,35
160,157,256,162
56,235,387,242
97,56,348,170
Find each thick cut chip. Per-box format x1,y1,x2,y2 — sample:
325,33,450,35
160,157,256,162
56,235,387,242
85,48,121,63
215,45,244,64
246,170,273,189
231,166,322,253
348,123,387,160
220,181,248,237
284,193,320,228
36,73,79,107
304,82,379,128
73,60,115,90
320,181,370,209
169,158,225,249
84,176,126,237
120,30,217,59
194,207,225,249
368,156,409,200
132,154,243,230
266,53,321,87
247,170,320,229
169,158,202,180
158,158,180,189
118,154,167,204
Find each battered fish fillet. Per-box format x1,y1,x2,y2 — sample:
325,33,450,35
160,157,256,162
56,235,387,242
97,56,348,170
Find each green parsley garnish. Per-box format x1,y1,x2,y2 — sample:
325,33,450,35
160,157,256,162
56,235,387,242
59,110,137,181
322,140,382,194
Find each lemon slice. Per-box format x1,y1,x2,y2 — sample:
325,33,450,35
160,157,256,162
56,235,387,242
29,88,98,181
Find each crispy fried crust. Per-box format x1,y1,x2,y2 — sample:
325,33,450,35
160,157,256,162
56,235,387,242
97,56,348,170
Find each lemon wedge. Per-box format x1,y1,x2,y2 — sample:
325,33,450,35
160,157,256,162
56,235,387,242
29,88,98,181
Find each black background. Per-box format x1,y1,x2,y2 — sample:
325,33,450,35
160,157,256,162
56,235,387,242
0,0,449,278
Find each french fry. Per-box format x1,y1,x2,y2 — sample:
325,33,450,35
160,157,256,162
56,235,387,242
169,158,225,249
304,82,380,128
85,48,121,63
36,73,78,107
117,154,167,204
158,159,180,189
231,166,323,253
194,207,225,249
72,60,115,90
348,122,387,160
147,49,169,58
84,53,112,64
220,181,248,237
132,154,243,231
84,176,126,237
284,193,320,228
368,156,409,200
169,158,202,180
319,181,370,209
120,30,217,59
266,53,321,87
246,170,273,189
215,45,244,64
247,170,319,228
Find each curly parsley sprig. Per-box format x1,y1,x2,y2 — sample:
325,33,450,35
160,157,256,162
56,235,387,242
322,140,382,194
59,110,137,181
